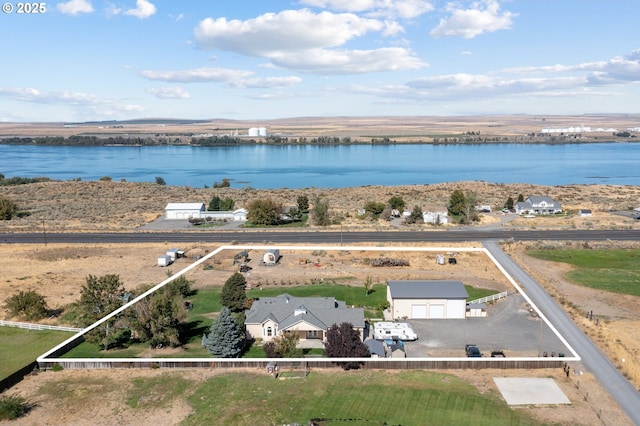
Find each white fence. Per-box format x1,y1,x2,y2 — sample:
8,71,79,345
467,291,510,305
0,320,83,333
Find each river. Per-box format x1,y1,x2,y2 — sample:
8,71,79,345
1,142,639,188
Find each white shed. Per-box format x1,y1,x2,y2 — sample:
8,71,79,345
263,249,281,265
387,280,469,320
165,203,205,219
157,255,173,267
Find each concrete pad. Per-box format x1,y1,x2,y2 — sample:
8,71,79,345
494,377,571,405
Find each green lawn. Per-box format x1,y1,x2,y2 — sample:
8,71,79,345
58,283,500,359
181,370,539,425
0,327,72,380
527,248,640,296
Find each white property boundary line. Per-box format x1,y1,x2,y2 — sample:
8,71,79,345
38,244,580,364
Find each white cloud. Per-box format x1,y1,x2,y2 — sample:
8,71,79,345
430,0,516,39
146,87,190,99
299,0,434,19
56,0,94,15
228,76,303,89
124,0,156,19
140,67,253,83
193,9,424,74
270,47,427,74
193,9,385,55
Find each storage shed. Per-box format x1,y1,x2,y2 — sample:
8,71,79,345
157,255,173,267
263,249,281,265
387,280,469,320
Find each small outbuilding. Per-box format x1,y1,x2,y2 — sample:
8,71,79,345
387,280,469,320
157,255,173,267
578,209,592,217
263,249,281,265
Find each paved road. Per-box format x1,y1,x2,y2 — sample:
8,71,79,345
484,241,640,424
2,229,640,244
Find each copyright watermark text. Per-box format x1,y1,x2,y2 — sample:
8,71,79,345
2,2,47,14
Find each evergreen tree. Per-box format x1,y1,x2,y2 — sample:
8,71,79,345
202,307,242,358
324,322,370,370
505,197,515,210
220,272,247,312
448,189,466,216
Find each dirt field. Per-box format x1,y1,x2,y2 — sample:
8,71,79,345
1,178,640,425
2,114,639,140
2,180,640,232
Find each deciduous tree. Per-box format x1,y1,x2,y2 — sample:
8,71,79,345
297,195,309,213
324,322,370,370
72,274,126,347
246,198,282,225
312,197,331,226
202,306,242,358
388,196,405,212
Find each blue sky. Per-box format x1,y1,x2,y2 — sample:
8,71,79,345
1,0,639,122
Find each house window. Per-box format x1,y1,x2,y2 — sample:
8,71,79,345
266,327,273,337
307,330,319,338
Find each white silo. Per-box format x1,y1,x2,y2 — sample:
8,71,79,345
248,127,259,137
258,127,268,137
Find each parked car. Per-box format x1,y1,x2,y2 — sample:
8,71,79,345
465,344,482,357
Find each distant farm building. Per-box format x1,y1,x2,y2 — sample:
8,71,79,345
164,203,247,221
165,203,206,219
387,280,469,320
248,127,268,137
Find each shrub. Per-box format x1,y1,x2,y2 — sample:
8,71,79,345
0,196,18,220
3,290,49,320
155,176,166,185
0,394,28,420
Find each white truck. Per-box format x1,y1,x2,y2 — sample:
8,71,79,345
373,322,418,341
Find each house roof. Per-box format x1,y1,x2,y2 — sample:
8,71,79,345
364,338,386,357
387,280,469,299
165,203,205,211
245,294,365,331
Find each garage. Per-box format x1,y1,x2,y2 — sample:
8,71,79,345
429,304,445,319
411,304,427,319
387,280,469,320
165,203,205,220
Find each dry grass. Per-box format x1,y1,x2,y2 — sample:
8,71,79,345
2,180,640,232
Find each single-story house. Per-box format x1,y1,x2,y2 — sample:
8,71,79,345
578,209,592,217
165,203,206,219
387,280,469,320
515,196,562,215
245,294,365,344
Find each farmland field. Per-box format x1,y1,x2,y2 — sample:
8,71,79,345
526,249,640,296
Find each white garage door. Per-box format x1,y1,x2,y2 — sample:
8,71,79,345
429,304,445,319
411,304,427,319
